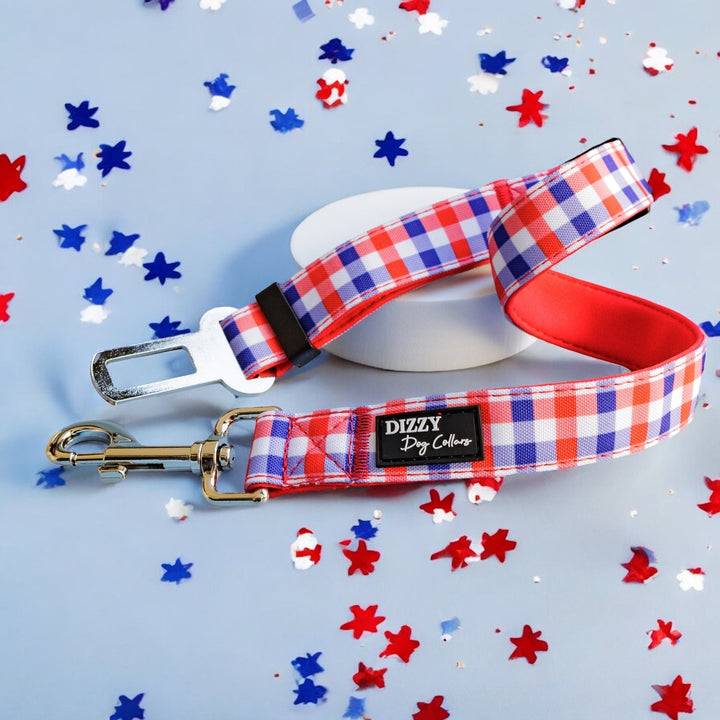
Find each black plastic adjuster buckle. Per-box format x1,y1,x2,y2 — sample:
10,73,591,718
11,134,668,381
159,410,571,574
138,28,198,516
255,283,321,367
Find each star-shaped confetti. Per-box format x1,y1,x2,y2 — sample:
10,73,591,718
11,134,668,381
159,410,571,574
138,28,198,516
348,7,374,28
55,152,85,171
478,50,516,75
379,625,420,663
142,251,182,285
83,278,113,305
340,604,386,639
52,153,87,190
418,12,448,35
291,528,322,570
110,693,145,720
106,231,140,255
413,695,450,720
662,127,708,172
150,316,191,338
291,651,324,678
650,675,694,719
315,68,349,108
399,0,430,12
373,131,408,166
643,44,674,76
351,518,378,539
676,567,704,592
675,201,710,226
697,476,720,515
97,140,132,177
0,292,15,323
440,617,460,640
319,37,354,63
119,246,149,267
467,476,503,503
343,539,381,576
81,305,110,324
165,497,193,520
419,488,456,523
204,73,236,111
430,535,478,570
293,678,327,705
53,223,87,251
648,619,682,650
509,624,548,664
269,108,305,133
700,322,720,338
160,557,193,584
65,100,99,130
467,72,500,95
506,88,549,127
0,154,27,201
36,467,66,489
480,528,517,562
144,0,175,9
541,55,569,74
622,546,658,583
343,696,366,719
647,168,671,200
353,662,387,689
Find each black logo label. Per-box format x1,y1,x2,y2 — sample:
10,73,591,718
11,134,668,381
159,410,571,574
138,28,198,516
375,407,483,467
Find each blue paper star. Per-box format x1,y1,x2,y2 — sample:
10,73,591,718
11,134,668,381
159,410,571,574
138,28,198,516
700,321,720,337
478,50,516,75
204,73,236,99
97,140,132,177
291,652,324,678
110,693,145,720
373,131,408,167
143,252,182,285
675,200,710,226
319,38,354,63
541,55,570,73
106,230,140,256
53,224,87,251
269,108,305,133
351,519,377,540
83,278,113,305
149,316,191,338
144,0,175,9
161,557,193,584
293,678,327,705
36,467,66,489
55,152,85,171
343,696,366,719
65,100,99,130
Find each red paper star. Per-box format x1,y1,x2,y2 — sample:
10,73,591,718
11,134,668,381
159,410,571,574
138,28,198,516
647,168,671,200
661,127,708,172
430,535,478,570
648,619,682,650
0,292,15,323
343,540,381,576
622,546,658,583
399,0,430,12
480,528,517,562
506,89,549,127
651,675,694,719
509,624,548,664
419,488,456,519
412,695,450,720
340,604,386,639
353,662,387,689
0,154,27,202
379,625,420,663
697,476,720,516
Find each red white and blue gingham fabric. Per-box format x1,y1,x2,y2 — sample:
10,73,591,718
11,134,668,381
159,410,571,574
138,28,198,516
238,140,706,495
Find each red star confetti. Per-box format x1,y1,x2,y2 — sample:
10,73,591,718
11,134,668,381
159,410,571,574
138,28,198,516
466,476,503,503
621,546,658,583
342,539,380,576
430,535,478,570
419,488,456,523
648,619,682,650
352,662,387,690
697,476,720,516
399,0,430,12
291,528,322,570
662,127,708,172
480,528,517,562
647,168,671,200
412,695,450,720
340,604,386,639
379,625,420,663
0,292,15,322
650,675,694,719
506,89,548,127
0,154,27,201
509,624,548,664
676,567,704,592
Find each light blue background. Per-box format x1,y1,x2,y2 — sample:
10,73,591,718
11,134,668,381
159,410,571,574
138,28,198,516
2,1,720,717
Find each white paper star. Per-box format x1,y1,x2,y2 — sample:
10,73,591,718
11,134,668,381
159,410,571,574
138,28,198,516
165,497,193,520
467,72,499,95
118,246,149,267
80,305,110,324
349,7,374,28
418,12,448,35
52,169,88,190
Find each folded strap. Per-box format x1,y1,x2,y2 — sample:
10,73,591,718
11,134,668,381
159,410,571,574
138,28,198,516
240,139,706,496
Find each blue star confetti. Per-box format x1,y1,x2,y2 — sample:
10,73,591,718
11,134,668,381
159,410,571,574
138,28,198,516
440,617,461,639
291,651,324,678
700,321,720,337
293,0,314,22
106,230,140,256
83,278,113,305
53,224,87,251
478,50,516,75
161,557,193,584
65,100,99,130
97,140,132,177
319,38,354,63
373,131,408,167
343,696,366,719
541,55,570,73
293,678,327,706
269,108,305,133
36,467,66,489
150,316,191,338
675,200,710,226
351,519,378,540
204,73,235,99
144,0,175,9
55,153,85,171
110,693,145,720
143,252,182,285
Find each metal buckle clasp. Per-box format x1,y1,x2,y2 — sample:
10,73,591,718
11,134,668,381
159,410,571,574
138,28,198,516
91,307,275,405
45,407,278,505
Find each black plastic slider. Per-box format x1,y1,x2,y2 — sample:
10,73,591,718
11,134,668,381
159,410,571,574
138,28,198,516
255,283,321,367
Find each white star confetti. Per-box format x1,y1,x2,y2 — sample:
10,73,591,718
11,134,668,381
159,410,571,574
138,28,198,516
118,246,149,267
80,305,109,324
676,568,705,592
349,7,374,29
291,528,322,570
467,72,500,95
643,44,674,75
52,168,87,190
418,12,448,36
165,497,193,520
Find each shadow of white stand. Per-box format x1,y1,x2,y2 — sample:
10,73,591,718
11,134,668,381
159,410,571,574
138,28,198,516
290,187,535,372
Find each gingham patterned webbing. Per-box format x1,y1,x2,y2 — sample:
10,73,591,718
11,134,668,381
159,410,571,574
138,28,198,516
240,140,706,495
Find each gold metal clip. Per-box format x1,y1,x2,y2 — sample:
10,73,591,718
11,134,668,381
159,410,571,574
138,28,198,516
45,407,278,505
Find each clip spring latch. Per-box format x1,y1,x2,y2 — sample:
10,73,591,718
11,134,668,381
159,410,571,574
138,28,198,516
46,407,278,505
